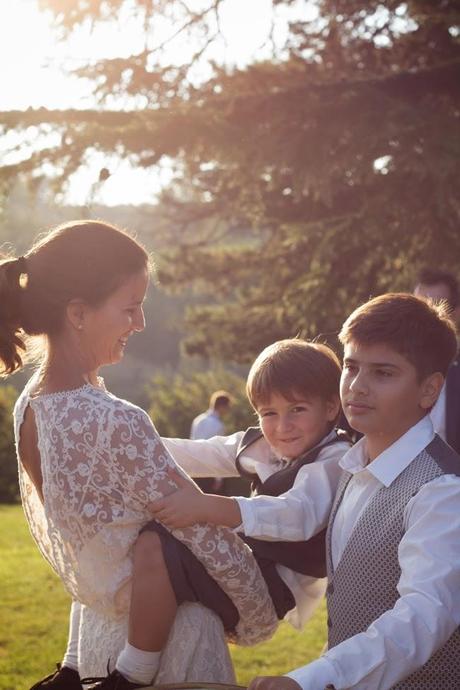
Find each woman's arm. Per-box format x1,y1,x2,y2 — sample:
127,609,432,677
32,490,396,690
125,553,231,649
112,404,278,646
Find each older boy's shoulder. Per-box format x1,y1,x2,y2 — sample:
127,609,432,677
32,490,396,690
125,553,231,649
426,434,460,477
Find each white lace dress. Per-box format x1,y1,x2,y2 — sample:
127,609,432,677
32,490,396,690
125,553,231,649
14,378,278,678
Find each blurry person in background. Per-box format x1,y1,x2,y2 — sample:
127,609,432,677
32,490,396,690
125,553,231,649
414,268,460,454
190,390,232,494
191,390,232,440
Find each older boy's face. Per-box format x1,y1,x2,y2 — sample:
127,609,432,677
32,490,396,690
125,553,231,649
257,391,339,460
341,341,441,456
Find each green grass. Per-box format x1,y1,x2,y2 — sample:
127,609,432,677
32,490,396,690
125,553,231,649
0,504,326,689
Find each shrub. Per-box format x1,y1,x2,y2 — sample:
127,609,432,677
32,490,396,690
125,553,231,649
147,368,255,439
0,386,19,503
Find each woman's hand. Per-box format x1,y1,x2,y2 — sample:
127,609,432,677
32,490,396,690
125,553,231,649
248,676,302,690
148,469,208,528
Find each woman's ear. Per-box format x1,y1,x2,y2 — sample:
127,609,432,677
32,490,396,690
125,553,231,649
419,371,444,410
326,395,341,421
66,299,87,332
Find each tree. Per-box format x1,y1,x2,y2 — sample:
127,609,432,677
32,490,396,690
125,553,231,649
1,1,459,362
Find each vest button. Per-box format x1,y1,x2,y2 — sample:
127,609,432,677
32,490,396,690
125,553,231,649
327,583,334,594
327,617,332,628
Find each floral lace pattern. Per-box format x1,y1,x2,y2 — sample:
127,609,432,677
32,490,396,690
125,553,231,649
14,380,278,645
78,602,236,682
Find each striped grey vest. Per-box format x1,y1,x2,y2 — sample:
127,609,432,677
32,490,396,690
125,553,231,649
325,435,460,689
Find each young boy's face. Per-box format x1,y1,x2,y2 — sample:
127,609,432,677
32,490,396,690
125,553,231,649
341,340,442,453
256,391,339,459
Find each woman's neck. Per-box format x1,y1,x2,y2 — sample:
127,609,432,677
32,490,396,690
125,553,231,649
36,336,99,394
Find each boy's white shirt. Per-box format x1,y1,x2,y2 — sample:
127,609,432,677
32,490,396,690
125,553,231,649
162,430,349,629
286,415,460,690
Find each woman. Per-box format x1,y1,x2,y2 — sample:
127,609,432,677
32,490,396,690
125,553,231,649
4,221,277,689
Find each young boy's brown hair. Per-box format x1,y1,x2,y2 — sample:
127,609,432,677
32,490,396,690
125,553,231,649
339,292,457,379
246,338,341,411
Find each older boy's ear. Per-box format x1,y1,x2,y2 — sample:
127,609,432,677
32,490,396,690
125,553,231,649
420,372,444,410
326,395,341,421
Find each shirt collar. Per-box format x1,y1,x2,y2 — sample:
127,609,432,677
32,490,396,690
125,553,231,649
339,415,435,487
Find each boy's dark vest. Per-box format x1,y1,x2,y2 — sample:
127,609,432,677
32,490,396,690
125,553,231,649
235,427,348,578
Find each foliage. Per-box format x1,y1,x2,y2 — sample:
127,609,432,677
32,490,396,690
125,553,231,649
1,1,459,362
148,367,256,438
0,504,327,688
0,386,19,503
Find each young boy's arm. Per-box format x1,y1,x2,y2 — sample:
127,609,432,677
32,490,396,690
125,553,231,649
149,442,347,539
236,443,347,541
161,432,245,478
149,471,243,528
250,475,460,690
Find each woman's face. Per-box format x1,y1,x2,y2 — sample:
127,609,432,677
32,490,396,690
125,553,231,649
81,268,149,370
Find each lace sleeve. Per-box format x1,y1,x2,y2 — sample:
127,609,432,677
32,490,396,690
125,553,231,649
107,404,278,645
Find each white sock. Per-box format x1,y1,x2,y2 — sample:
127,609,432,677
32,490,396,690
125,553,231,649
116,642,161,684
62,600,81,672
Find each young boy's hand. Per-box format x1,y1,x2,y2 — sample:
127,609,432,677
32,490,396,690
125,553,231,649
248,676,302,690
148,469,208,528
149,467,243,529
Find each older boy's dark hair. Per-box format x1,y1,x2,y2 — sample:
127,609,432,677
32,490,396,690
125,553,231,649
246,338,341,410
416,268,459,310
339,293,458,378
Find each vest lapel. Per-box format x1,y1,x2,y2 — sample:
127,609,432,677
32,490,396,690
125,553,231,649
446,358,460,454
326,470,352,576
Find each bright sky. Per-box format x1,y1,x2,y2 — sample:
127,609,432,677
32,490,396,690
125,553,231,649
0,1,417,206
0,0,315,205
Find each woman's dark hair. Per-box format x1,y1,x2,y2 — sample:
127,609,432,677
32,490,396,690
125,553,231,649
0,220,150,376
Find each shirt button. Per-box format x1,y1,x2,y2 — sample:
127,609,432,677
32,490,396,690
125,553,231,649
327,583,334,594
327,617,332,628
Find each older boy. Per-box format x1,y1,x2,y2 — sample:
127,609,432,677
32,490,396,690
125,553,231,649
249,293,460,690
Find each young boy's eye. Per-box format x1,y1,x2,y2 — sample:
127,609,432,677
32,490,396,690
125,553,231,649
259,410,275,418
292,406,307,413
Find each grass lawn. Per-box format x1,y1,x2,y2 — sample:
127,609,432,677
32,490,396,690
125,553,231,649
0,504,327,690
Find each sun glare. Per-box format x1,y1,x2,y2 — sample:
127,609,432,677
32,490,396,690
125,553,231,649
0,0,313,204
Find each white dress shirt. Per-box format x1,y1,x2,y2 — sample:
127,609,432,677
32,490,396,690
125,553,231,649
286,415,460,690
190,409,225,440
163,430,350,629
429,382,447,441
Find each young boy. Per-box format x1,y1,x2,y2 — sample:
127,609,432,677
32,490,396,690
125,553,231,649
156,338,350,630
243,293,460,690
37,339,350,690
